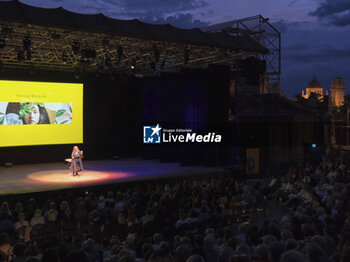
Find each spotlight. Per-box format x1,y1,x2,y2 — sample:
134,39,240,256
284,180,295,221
61,50,68,63
116,45,123,67
153,45,160,63
72,41,80,55
51,33,61,40
160,58,166,70
130,59,136,70
104,53,112,68
23,35,31,50
102,37,110,46
312,144,317,148
26,49,32,60
23,35,32,60
0,35,5,49
150,61,156,71
183,47,189,64
17,48,25,61
81,48,97,59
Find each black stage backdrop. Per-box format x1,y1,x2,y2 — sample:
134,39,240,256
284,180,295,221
142,65,230,166
0,65,229,166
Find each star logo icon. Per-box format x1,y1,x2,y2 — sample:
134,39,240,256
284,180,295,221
150,124,162,137
143,124,162,143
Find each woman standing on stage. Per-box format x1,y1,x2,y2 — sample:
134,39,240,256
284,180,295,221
70,146,83,176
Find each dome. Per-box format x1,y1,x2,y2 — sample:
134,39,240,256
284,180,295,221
307,76,322,89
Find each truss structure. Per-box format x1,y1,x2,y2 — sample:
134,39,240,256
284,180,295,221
203,15,281,93
0,18,265,75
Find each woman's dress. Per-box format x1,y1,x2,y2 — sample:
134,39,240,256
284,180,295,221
70,151,83,172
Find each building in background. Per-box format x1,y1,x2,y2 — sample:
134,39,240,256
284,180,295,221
294,76,348,150
301,76,326,101
298,76,346,108
330,77,346,108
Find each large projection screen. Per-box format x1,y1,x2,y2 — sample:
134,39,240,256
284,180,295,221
0,80,83,147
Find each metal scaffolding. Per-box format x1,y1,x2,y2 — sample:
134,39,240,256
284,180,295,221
203,15,281,94
0,18,266,75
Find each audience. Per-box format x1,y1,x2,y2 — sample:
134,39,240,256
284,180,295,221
0,152,348,262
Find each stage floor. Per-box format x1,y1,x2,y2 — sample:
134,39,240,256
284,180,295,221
0,159,226,195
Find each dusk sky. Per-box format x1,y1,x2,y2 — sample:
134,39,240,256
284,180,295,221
10,0,350,97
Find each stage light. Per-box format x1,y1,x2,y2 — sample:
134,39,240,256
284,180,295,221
130,59,136,70
51,33,61,40
104,53,112,68
61,50,68,63
0,35,5,49
102,37,110,46
72,41,80,55
17,48,25,61
312,144,317,148
183,47,189,64
26,49,32,60
153,45,160,63
23,35,31,50
81,48,97,59
150,61,156,71
116,45,123,67
74,67,81,79
160,58,166,70
22,35,32,60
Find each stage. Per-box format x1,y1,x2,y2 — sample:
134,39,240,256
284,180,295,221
0,159,227,195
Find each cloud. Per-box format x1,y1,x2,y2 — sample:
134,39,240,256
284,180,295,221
101,0,208,17
276,20,350,97
272,20,310,33
328,12,350,26
309,0,350,26
288,0,299,7
309,0,350,17
284,45,350,62
140,13,210,29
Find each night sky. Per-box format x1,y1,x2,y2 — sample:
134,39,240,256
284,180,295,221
5,0,350,98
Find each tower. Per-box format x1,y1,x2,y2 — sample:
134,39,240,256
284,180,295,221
330,77,345,107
